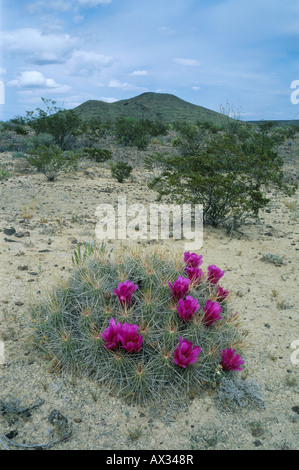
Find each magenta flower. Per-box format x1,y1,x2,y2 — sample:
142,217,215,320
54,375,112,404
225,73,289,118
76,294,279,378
215,285,229,302
101,318,123,350
177,295,200,322
184,251,203,268
202,299,222,326
173,336,201,368
207,265,225,285
113,280,138,307
168,276,190,300
185,267,204,285
221,348,244,372
119,322,143,353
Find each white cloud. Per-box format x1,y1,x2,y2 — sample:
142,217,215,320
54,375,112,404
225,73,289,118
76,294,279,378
108,79,148,92
174,58,201,66
0,28,78,65
27,1,72,14
130,70,148,76
77,0,112,6
8,71,71,93
192,86,200,91
66,49,114,76
99,97,118,103
158,26,176,36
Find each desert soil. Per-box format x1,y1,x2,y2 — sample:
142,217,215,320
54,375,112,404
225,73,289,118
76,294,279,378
0,142,298,451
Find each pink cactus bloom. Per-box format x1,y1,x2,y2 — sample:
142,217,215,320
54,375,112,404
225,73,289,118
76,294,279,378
185,267,204,285
215,285,229,302
202,299,222,326
207,265,225,285
119,322,143,353
177,295,200,322
221,348,244,372
184,251,203,268
113,280,138,307
173,336,201,368
168,276,190,300
101,318,123,350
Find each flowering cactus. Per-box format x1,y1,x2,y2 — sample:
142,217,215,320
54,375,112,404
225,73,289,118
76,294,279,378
168,276,190,300
185,266,204,286
221,348,244,372
101,318,123,350
173,336,201,368
31,247,246,407
202,299,222,326
113,280,138,307
207,265,225,285
215,285,229,302
119,322,143,353
184,251,203,268
177,295,200,322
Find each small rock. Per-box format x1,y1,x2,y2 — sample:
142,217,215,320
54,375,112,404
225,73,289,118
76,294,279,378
4,228,16,236
48,410,68,428
18,265,28,271
253,440,262,447
74,418,82,423
251,427,265,437
15,301,24,306
5,430,18,439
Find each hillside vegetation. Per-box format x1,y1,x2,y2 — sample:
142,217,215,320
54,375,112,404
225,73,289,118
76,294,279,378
73,92,229,125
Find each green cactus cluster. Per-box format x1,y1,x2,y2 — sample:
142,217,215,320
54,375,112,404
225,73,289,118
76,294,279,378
30,245,247,406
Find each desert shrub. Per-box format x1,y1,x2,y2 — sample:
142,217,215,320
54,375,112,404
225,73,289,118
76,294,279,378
217,376,265,412
25,98,82,150
148,126,297,228
25,133,56,152
30,247,247,407
114,118,168,150
0,168,10,180
83,147,113,163
25,144,78,181
110,161,133,183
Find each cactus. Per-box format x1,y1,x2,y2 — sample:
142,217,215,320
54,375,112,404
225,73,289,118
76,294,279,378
30,246,247,406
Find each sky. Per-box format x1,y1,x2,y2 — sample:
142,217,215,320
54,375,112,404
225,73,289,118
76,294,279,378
1,0,299,122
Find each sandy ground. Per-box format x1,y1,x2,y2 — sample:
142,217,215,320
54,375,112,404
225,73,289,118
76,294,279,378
0,147,298,451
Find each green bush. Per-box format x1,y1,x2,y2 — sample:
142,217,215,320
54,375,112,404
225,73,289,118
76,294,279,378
0,168,10,180
148,125,297,228
25,98,82,150
83,147,113,163
25,133,56,152
114,118,168,150
110,161,133,183
25,144,78,181
30,247,247,407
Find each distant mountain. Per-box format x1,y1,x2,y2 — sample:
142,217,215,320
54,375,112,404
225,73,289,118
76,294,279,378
73,92,229,125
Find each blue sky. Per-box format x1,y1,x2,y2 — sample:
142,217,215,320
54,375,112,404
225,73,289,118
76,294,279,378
1,0,299,121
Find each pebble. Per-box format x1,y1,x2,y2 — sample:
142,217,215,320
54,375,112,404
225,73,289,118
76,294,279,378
3,227,16,236
18,265,28,271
